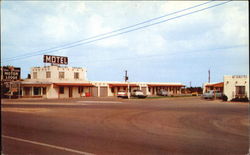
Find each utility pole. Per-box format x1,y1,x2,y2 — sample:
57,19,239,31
125,70,128,82
208,69,210,83
125,70,130,99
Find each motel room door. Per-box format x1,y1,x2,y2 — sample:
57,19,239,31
69,87,73,98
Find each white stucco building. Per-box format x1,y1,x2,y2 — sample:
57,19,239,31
20,65,185,99
223,75,249,101
203,75,249,101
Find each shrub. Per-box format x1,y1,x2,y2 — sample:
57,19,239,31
231,97,249,102
222,94,228,101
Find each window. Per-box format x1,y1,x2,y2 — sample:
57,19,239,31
33,87,41,95
74,72,79,79
236,86,245,95
33,72,37,79
42,87,46,95
59,72,64,79
46,72,51,78
59,87,64,94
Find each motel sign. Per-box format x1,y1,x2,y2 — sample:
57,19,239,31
2,66,21,82
43,55,68,65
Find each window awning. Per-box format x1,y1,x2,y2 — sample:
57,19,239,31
108,84,138,87
148,84,185,87
53,83,94,87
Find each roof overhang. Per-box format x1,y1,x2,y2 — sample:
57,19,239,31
53,83,94,87
21,82,52,87
148,84,185,87
206,82,224,88
108,84,138,87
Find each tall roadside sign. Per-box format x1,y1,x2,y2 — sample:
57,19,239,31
2,66,21,81
1,66,21,98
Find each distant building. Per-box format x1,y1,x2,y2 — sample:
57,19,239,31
181,87,203,94
203,82,224,94
20,65,185,99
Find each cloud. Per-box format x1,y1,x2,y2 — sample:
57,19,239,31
41,15,80,42
53,1,87,16
84,14,128,48
127,30,167,55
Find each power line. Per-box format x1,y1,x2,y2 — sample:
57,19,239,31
71,44,247,65
2,0,231,63
3,0,214,61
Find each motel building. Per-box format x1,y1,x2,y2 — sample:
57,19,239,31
203,75,249,101
20,65,185,99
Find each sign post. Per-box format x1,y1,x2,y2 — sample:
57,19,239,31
19,82,21,99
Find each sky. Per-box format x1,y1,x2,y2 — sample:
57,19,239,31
1,1,249,87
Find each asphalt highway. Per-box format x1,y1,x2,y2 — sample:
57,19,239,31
2,97,249,155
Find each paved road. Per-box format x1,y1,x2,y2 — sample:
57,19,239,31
2,97,249,155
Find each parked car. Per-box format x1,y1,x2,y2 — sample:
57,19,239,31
131,90,147,98
203,90,222,99
157,89,169,96
117,91,128,98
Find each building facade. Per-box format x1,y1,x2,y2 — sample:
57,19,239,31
203,75,249,101
20,65,185,99
203,82,224,94
223,75,249,101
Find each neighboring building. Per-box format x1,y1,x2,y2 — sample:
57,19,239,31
203,75,249,101
20,65,185,99
181,87,203,94
203,82,224,94
224,75,249,101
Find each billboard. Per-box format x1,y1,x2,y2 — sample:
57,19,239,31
43,55,68,65
1,66,21,82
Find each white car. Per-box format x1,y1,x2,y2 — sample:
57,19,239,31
131,90,147,98
203,90,222,99
117,91,128,98
157,89,169,96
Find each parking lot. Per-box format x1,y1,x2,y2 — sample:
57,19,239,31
2,97,249,155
